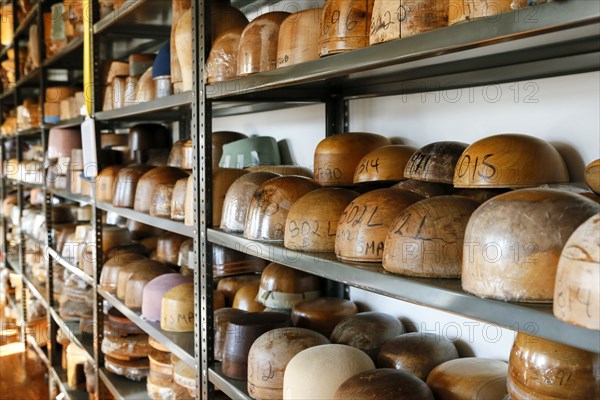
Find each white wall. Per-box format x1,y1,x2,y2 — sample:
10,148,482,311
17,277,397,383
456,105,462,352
212,71,600,358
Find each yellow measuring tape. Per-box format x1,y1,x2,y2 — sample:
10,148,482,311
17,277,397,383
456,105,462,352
83,0,92,117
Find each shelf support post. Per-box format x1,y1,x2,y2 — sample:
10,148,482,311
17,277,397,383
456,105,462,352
196,1,215,399
325,93,349,136
325,92,350,298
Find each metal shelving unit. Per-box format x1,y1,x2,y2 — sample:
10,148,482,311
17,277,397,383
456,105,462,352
0,5,87,397
99,289,195,367
198,1,600,398
2,1,599,400
89,1,199,399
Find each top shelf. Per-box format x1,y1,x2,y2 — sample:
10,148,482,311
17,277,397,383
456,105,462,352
208,1,600,102
94,0,172,37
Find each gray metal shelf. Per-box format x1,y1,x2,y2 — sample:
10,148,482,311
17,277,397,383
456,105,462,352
6,178,44,188
96,201,194,238
22,271,48,309
93,0,172,36
7,254,21,274
47,247,95,286
0,42,11,60
209,364,251,400
15,127,42,138
49,308,95,365
95,92,193,121
43,37,84,69
47,116,85,129
231,0,284,15
27,334,50,369
99,288,195,367
207,1,600,101
99,368,150,400
13,3,38,39
208,229,600,353
15,68,40,89
22,230,46,246
51,365,90,400
0,88,15,102
212,101,317,118
48,188,92,205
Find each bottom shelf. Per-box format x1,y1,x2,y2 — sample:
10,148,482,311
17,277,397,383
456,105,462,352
99,368,150,400
50,365,89,400
209,363,251,400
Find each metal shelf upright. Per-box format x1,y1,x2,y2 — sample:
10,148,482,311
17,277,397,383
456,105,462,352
198,1,600,398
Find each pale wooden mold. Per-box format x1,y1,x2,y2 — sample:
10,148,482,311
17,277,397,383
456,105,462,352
585,159,600,195
461,189,600,302
315,132,390,186
553,213,600,330
161,282,194,333
354,144,417,183
404,141,468,184
247,327,329,400
220,171,280,233
426,357,508,400
335,188,423,262
453,134,569,188
383,195,480,278
377,332,459,380
284,187,360,252
334,368,435,400
319,0,375,56
237,12,290,76
283,344,375,400
277,8,322,68
449,0,513,25
244,176,321,241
